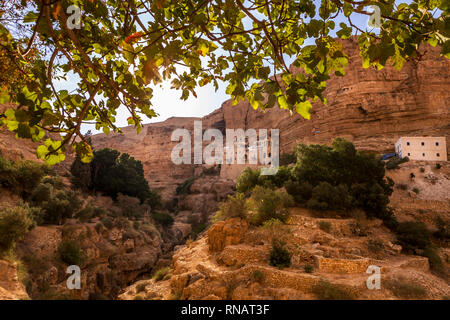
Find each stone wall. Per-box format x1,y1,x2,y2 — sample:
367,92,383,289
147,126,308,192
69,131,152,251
314,255,371,274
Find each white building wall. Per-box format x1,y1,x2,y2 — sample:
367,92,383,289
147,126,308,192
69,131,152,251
396,137,447,161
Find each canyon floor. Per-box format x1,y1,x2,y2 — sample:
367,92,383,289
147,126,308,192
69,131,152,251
118,161,450,300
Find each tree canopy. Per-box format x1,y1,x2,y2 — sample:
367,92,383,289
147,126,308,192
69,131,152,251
0,0,448,164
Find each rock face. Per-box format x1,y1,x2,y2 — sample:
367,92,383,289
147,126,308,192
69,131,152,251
207,218,248,252
0,260,29,300
92,38,450,195
15,217,191,300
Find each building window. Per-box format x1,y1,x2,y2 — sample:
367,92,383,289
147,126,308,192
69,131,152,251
436,142,439,146
421,142,425,146
422,153,425,157
407,142,410,146
437,153,440,157
408,153,411,156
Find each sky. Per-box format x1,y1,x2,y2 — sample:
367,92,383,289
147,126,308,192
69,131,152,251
54,1,387,134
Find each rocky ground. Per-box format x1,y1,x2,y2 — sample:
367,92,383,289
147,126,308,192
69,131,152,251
119,162,450,300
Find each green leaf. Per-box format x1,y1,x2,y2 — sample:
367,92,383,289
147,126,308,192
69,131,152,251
296,101,312,119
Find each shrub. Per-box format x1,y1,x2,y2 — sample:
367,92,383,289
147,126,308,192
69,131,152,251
279,152,296,166
191,223,208,239
420,167,425,173
436,163,441,169
385,279,427,299
136,282,147,293
95,223,103,233
41,176,64,189
422,247,446,276
312,280,354,300
269,239,291,269
367,239,384,253
248,186,293,226
215,193,247,221
116,193,146,219
285,180,313,204
0,205,34,254
304,264,314,273
176,177,196,195
306,182,352,212
318,221,331,233
152,212,174,227
236,167,260,193
133,221,140,230
75,203,95,223
251,270,264,283
0,157,46,197
433,216,449,241
100,217,114,229
395,221,431,253
412,187,419,194
385,156,409,170
30,182,53,204
39,190,83,225
58,240,86,265
152,267,170,281
257,166,292,189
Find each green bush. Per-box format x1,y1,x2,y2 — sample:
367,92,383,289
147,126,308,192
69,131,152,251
58,240,86,265
436,163,441,169
248,186,293,226
0,157,46,197
0,205,34,254
152,212,174,227
304,264,314,273
116,193,146,219
367,239,384,253
422,247,446,276
385,279,427,299
285,180,313,204
152,267,170,281
215,193,247,221
412,187,419,194
236,167,260,193
433,216,449,241
251,270,264,283
75,203,95,223
30,182,53,204
39,190,83,225
318,221,331,233
312,280,354,300
395,221,431,253
306,182,352,212
269,239,291,269
279,152,296,166
100,217,114,229
385,156,409,170
287,139,394,220
176,177,196,195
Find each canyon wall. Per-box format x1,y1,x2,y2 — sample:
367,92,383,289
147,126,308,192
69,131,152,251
92,38,450,198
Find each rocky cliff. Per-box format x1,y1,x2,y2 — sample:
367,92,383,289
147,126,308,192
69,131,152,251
92,38,450,198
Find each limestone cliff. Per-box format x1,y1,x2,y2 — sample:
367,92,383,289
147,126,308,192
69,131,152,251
92,38,450,196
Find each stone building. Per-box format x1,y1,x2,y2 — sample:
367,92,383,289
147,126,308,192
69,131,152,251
395,137,447,161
